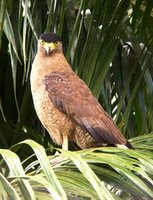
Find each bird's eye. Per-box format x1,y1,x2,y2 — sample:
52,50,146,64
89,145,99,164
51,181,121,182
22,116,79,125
41,40,45,45
54,41,59,46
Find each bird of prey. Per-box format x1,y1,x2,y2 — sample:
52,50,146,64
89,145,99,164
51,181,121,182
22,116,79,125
30,32,133,150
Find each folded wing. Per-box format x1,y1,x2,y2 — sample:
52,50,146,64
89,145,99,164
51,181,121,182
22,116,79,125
44,70,127,146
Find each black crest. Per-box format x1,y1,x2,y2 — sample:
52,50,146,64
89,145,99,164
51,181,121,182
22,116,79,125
40,32,61,43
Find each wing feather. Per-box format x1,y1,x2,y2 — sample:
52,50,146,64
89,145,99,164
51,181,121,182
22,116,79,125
44,70,127,145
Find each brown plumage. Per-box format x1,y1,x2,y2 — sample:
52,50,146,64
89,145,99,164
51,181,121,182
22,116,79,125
30,32,133,150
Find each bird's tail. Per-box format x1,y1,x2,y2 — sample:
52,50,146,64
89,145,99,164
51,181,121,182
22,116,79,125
116,141,134,149
126,141,134,149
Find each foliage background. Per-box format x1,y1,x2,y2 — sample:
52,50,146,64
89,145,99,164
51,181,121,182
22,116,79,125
0,0,153,199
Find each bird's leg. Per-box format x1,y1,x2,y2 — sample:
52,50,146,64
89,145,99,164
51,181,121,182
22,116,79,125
62,134,68,150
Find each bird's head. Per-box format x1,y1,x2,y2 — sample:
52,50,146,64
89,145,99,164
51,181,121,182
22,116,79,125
38,32,62,55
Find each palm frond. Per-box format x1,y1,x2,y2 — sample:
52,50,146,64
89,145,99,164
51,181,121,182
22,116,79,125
0,136,153,199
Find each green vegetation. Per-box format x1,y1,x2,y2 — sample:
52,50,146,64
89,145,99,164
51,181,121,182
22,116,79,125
0,0,153,199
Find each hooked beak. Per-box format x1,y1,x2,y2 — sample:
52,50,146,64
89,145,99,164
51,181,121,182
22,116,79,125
44,42,56,55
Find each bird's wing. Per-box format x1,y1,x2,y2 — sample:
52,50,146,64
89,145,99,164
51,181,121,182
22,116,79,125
44,70,126,145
